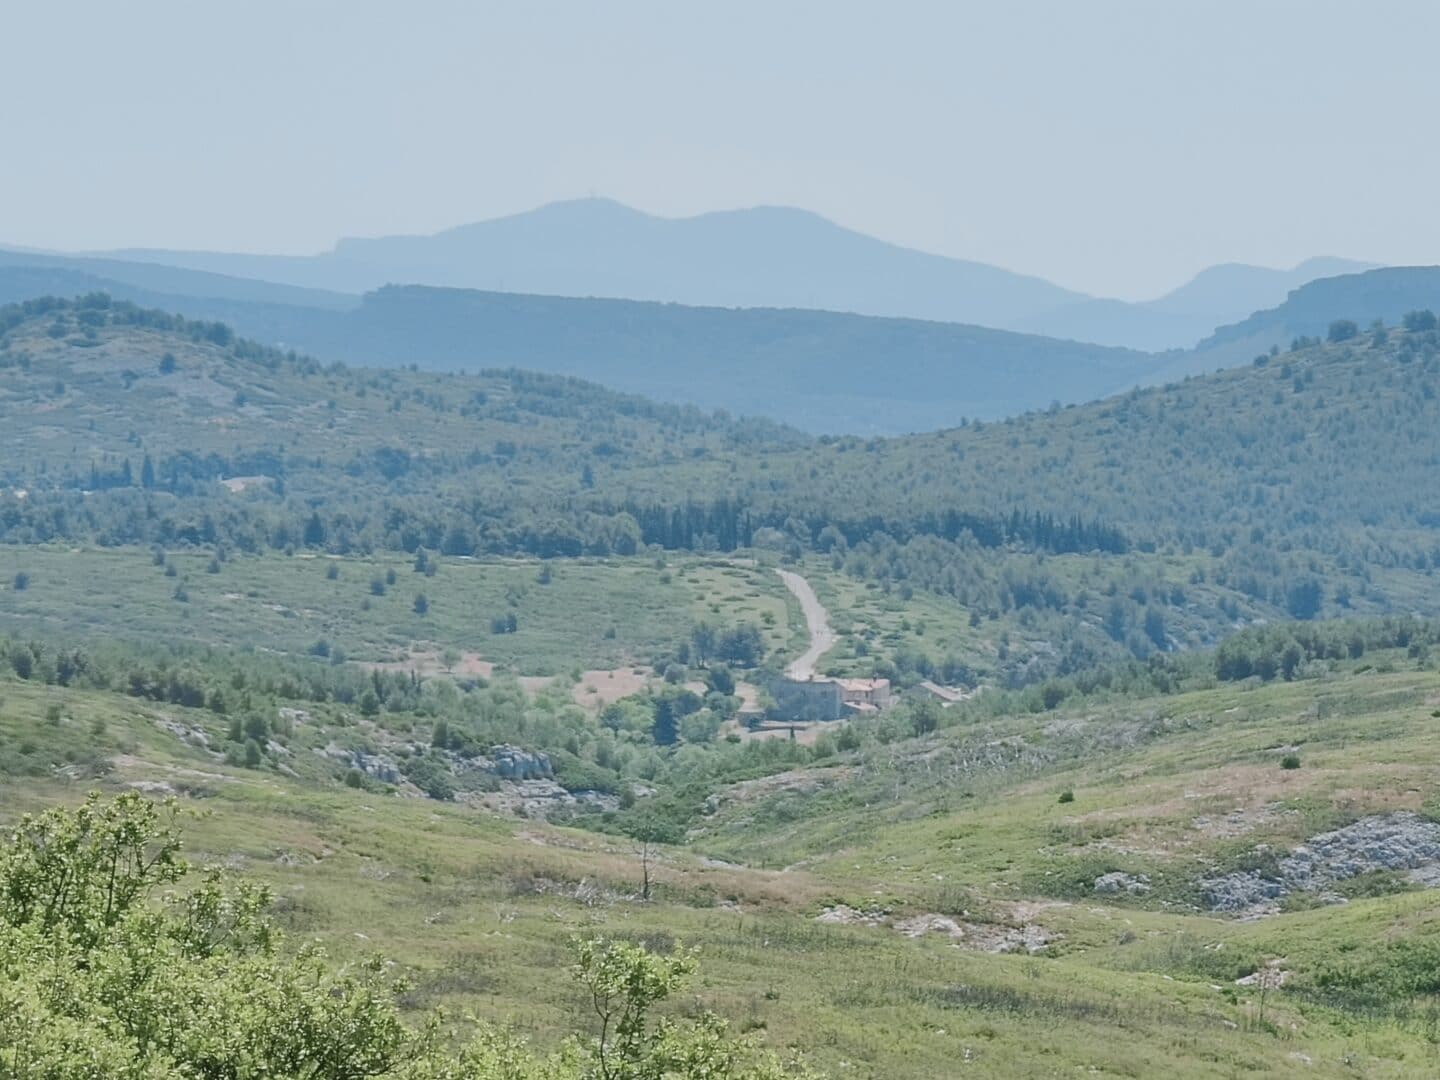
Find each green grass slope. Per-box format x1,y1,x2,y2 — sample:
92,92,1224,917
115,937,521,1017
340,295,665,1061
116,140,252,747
4,628,1440,1076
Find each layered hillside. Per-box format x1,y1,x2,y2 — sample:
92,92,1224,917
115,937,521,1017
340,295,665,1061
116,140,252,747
87,198,1376,351
1018,257,1376,351
3,296,1440,689
0,270,1159,434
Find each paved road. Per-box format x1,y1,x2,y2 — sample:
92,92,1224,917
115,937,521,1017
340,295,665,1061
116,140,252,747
777,568,835,680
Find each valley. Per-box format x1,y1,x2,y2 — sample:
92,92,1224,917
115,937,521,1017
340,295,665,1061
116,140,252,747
10,10,1440,1078
2,298,1440,1077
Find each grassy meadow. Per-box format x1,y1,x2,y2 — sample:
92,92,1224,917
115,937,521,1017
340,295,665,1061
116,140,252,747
4,640,1440,1075
0,546,797,675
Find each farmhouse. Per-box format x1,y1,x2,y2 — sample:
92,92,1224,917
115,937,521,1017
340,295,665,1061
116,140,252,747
766,675,894,722
836,677,891,712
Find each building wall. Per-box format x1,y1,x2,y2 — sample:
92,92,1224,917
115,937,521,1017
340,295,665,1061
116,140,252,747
767,677,845,722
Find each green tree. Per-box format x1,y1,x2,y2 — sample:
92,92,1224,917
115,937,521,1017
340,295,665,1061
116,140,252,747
573,936,808,1080
706,663,736,696
304,512,327,548
652,697,679,746
1327,319,1359,343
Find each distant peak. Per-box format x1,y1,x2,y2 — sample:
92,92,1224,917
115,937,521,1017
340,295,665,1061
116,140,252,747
1291,255,1380,276
512,196,652,220
695,204,834,222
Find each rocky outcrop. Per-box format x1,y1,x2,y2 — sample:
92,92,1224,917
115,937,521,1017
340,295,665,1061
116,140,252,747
465,779,617,817
485,745,552,780
816,905,1058,954
1201,812,1440,915
320,744,401,784
1093,871,1151,896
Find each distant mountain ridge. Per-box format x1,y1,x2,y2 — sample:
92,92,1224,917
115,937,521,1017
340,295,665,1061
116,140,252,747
83,198,1375,350
0,239,1421,436
1015,256,1378,351
0,247,356,311
102,198,1087,328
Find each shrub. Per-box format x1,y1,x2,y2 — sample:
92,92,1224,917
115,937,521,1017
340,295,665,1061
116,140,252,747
1327,319,1359,343
1280,753,1301,770
402,753,456,801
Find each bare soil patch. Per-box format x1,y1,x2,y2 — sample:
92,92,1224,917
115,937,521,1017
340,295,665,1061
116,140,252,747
572,667,653,709
358,649,495,679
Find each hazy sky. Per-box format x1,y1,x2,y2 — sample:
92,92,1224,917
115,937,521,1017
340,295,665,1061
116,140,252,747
4,1,1437,299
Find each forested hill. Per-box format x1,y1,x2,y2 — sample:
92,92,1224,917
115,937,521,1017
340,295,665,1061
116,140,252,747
4,294,1439,563
318,284,1156,432
741,317,1440,546
4,294,1440,684
0,267,1158,434
0,296,1120,562
0,296,807,550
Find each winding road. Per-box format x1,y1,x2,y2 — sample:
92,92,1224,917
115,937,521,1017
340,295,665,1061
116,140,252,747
777,569,835,680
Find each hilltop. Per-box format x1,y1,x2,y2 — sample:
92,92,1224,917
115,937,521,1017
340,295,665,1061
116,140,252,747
1194,265,1440,362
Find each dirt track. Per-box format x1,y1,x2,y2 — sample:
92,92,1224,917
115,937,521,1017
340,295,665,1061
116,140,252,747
777,569,835,679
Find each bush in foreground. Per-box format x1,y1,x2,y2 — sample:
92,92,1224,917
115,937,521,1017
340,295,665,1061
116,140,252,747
0,792,812,1079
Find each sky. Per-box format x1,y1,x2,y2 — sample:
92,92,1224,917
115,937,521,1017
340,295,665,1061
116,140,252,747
2,0,1437,300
